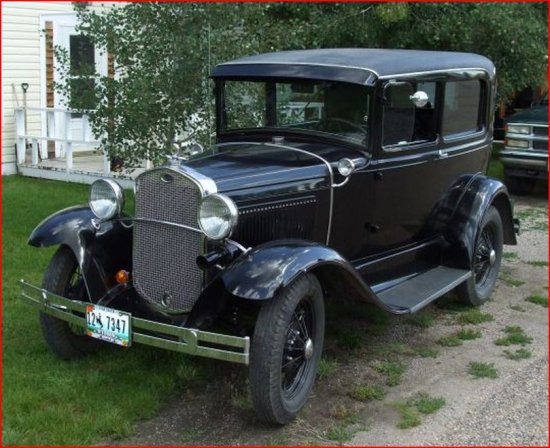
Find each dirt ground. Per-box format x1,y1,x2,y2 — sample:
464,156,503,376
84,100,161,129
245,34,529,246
111,192,548,447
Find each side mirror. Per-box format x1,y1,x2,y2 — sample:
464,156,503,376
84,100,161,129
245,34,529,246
409,91,429,108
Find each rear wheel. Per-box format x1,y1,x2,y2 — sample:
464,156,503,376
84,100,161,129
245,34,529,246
39,245,103,359
457,206,503,306
249,274,325,424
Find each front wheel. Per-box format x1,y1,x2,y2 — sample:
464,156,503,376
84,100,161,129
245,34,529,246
456,206,503,306
249,274,325,425
39,245,103,359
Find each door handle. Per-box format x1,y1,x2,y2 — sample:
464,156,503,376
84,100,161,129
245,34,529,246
438,150,449,159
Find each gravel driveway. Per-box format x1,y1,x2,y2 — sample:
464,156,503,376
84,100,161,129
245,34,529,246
351,194,548,446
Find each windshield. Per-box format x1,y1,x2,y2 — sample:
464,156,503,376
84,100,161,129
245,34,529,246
220,79,371,146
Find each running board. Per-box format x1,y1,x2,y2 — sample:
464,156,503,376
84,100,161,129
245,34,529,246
377,267,472,314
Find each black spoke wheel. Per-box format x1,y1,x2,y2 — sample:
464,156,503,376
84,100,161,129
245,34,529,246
457,206,503,306
249,274,325,425
39,245,103,359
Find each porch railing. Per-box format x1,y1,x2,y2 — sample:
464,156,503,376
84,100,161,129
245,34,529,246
14,106,111,174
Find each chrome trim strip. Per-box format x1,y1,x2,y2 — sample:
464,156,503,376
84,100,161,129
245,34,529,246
115,217,203,234
135,165,217,197
378,67,491,80
508,122,548,128
218,141,334,245
20,280,250,365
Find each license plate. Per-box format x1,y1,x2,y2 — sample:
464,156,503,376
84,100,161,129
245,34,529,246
86,305,131,347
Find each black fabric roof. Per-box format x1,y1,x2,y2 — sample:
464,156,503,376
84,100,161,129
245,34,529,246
212,48,495,85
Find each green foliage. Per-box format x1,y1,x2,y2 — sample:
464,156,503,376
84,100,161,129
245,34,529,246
348,384,386,401
414,347,439,358
468,362,499,379
503,348,532,361
455,309,494,325
317,358,338,380
525,294,548,308
456,328,482,341
494,325,533,346
406,311,435,328
56,2,546,165
373,361,406,387
408,392,446,415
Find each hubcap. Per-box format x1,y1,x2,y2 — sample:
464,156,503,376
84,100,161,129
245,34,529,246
304,338,314,360
489,249,496,266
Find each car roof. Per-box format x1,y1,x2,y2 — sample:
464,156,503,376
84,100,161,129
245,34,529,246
212,48,495,85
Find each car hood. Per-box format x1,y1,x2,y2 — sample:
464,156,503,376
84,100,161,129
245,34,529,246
506,105,548,125
184,142,331,192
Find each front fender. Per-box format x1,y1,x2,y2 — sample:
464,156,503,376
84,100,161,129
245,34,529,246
28,206,132,301
219,239,403,313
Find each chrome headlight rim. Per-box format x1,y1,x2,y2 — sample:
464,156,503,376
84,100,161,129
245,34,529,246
198,193,238,240
89,179,125,220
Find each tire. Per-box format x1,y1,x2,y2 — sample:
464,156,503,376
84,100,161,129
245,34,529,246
39,245,103,359
249,274,325,425
456,206,503,306
504,173,535,196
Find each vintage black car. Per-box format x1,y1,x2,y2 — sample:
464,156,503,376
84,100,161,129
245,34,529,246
21,49,519,425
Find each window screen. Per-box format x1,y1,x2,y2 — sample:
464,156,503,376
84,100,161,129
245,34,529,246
442,80,482,137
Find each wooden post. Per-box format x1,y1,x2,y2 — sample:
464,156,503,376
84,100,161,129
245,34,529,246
31,139,39,165
15,108,26,164
66,141,73,172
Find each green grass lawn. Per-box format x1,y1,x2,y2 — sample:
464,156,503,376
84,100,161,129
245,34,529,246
2,176,211,445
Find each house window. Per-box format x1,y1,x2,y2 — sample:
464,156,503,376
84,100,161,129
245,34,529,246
442,80,482,137
69,34,97,110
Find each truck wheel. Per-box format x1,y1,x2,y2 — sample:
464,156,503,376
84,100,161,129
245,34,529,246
249,274,325,425
457,206,503,306
39,245,103,359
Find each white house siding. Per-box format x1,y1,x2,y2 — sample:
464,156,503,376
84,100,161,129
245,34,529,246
1,1,114,175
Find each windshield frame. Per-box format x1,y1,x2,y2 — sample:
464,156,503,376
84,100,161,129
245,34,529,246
215,77,373,149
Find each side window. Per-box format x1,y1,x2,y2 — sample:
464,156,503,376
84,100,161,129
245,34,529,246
382,81,438,148
442,80,482,137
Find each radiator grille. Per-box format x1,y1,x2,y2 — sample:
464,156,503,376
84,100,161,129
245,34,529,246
133,168,203,313
532,126,548,137
533,140,548,151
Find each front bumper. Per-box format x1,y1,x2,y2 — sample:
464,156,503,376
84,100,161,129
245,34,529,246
20,280,250,365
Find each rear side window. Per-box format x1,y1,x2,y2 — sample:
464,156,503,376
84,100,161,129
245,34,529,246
442,80,482,137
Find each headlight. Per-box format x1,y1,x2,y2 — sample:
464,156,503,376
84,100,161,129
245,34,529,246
507,125,530,135
89,179,125,220
507,139,530,148
198,194,238,240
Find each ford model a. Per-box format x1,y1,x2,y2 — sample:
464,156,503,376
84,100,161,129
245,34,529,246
21,49,519,424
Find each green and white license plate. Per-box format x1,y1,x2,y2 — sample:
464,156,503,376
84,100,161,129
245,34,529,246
86,304,131,347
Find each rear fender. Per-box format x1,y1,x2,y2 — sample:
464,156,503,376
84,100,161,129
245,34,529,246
28,206,132,301
432,174,516,269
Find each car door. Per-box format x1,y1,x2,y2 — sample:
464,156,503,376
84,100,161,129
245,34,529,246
367,76,490,254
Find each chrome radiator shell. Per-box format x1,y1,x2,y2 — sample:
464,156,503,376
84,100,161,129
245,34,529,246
133,167,206,313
